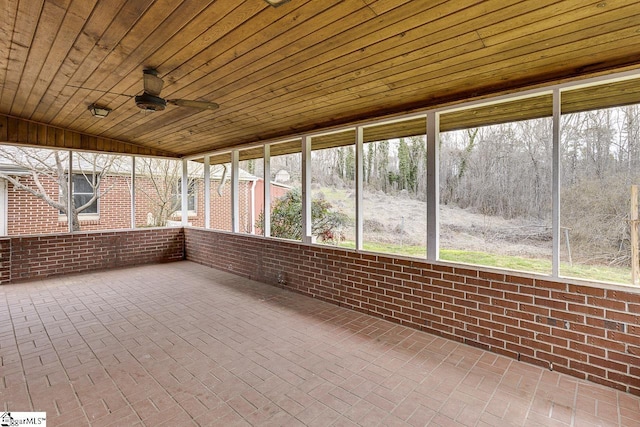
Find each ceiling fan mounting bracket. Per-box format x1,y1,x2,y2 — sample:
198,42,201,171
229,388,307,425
133,68,217,112
135,93,166,111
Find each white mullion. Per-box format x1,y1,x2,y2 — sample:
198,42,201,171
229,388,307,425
355,126,364,251
68,150,73,233
204,155,210,229
182,159,188,226
131,156,136,229
301,136,312,243
263,145,271,237
426,112,439,261
231,150,239,232
552,88,561,277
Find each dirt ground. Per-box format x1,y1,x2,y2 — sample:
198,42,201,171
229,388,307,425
327,188,551,258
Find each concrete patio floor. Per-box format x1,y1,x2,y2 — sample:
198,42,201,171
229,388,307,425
0,261,638,426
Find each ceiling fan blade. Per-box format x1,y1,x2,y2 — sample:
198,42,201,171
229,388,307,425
167,99,219,110
143,69,164,96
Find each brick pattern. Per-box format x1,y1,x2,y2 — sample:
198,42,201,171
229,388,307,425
184,228,640,396
7,174,256,234
8,175,132,234
1,228,184,283
0,238,9,283
0,262,636,426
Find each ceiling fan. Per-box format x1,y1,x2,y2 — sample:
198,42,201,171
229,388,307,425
134,69,219,112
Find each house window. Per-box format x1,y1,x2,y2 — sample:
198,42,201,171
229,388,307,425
176,178,196,213
69,174,98,215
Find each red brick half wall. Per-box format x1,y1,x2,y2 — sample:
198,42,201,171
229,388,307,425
184,227,640,395
1,228,184,283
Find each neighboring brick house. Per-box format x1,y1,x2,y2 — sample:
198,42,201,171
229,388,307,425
0,161,290,236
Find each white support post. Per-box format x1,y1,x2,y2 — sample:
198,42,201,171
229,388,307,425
231,150,239,232
182,159,189,226
263,144,271,237
426,112,439,261
204,155,211,229
552,88,561,277
130,156,136,229
355,126,364,251
301,135,312,243
68,151,73,233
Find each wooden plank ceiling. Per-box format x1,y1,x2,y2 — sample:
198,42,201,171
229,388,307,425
1,0,640,158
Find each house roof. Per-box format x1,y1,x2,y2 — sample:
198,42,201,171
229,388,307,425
0,1,639,158
0,147,259,180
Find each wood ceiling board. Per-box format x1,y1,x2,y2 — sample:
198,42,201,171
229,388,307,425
440,95,553,132
3,1,640,157
13,1,96,119
311,130,357,151
562,78,640,114
269,140,303,158
362,118,428,144
130,0,467,142
239,147,266,162
181,26,481,137
201,36,484,138
52,4,632,145
209,140,304,164
211,12,640,142
167,0,437,99
151,2,640,150
208,118,433,162
9,0,62,116
0,114,175,157
1,1,44,108
476,0,606,46
75,1,262,138
0,0,19,87
106,0,376,144
33,0,153,124
158,1,268,84
132,36,483,149
208,152,232,165
56,0,222,135
154,3,536,118
311,7,640,105
88,0,295,140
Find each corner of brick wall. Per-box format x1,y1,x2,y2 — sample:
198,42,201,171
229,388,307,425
183,227,640,396
0,238,10,284
4,228,184,283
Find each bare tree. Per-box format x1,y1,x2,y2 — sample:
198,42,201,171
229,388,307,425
135,158,200,227
0,147,123,231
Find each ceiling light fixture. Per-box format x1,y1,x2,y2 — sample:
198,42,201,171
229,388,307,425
88,104,111,118
264,0,291,7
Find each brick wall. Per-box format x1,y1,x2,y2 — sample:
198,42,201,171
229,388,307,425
7,175,281,235
184,227,640,395
1,228,184,283
9,174,135,234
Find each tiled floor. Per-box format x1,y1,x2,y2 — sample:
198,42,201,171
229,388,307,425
0,262,638,426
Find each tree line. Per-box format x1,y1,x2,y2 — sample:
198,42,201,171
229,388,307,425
309,105,640,266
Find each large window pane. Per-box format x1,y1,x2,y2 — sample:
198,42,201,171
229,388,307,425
135,157,184,227
439,96,553,274
72,151,131,230
362,118,427,257
267,140,301,241
238,150,263,235
0,146,70,234
173,160,203,227
209,153,232,231
560,88,640,284
311,130,355,246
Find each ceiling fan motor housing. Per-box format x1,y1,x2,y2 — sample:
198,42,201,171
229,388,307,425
135,92,166,111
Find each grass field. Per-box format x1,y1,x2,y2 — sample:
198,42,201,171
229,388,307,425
334,241,632,285
314,187,633,285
